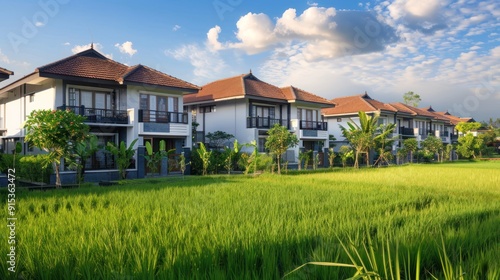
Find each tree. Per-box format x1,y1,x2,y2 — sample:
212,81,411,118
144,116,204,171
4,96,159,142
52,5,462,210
224,139,241,174
422,136,443,162
206,131,234,149
455,122,481,134
197,142,212,176
265,124,299,174
340,111,394,168
402,138,418,163
457,133,483,159
373,123,397,166
403,91,421,107
24,109,89,187
71,134,100,186
338,145,354,168
328,148,336,168
106,139,138,180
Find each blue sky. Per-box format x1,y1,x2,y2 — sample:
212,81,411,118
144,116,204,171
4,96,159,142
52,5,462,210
1,0,499,122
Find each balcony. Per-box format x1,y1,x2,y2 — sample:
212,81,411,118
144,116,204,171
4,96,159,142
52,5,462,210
58,105,128,124
399,127,415,136
247,117,289,129
138,109,188,124
440,131,449,137
299,120,328,131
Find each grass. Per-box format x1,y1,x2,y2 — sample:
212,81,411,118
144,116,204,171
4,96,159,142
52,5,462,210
1,161,499,279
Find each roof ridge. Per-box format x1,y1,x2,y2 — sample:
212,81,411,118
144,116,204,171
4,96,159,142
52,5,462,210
37,48,125,72
359,94,377,111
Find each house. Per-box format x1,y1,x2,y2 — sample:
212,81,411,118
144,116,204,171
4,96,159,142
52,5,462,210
0,67,13,82
322,93,472,152
322,93,398,149
184,72,334,163
0,47,198,182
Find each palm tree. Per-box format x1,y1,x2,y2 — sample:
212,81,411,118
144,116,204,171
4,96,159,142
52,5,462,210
340,111,395,168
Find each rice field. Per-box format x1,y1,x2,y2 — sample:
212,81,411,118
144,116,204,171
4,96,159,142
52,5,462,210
1,161,499,279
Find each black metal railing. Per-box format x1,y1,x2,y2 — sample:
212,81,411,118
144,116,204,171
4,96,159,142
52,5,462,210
247,117,289,129
58,105,128,124
299,120,328,131
399,127,415,136
138,109,188,124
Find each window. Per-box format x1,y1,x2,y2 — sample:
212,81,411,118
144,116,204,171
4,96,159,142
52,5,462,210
200,105,216,113
86,135,116,170
337,118,342,122
68,88,112,110
29,94,35,103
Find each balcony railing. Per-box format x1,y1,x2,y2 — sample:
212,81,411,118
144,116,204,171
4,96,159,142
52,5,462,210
399,127,415,136
440,131,449,137
57,105,128,124
299,120,328,131
247,117,289,129
138,109,188,124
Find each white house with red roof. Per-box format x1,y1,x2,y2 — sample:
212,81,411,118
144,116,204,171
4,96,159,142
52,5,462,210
0,47,198,182
184,72,334,162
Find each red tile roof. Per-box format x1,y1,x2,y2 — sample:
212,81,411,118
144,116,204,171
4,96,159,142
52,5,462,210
37,48,198,91
280,86,334,106
184,73,332,106
322,93,396,116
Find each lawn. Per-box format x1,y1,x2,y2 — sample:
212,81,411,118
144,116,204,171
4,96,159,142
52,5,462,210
1,161,499,279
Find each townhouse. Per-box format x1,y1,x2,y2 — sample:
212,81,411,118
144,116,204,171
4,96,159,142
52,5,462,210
184,72,334,163
0,47,198,182
322,93,474,151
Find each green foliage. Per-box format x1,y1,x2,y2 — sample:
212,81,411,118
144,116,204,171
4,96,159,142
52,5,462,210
340,111,395,168
197,142,212,176
328,148,336,168
403,91,421,107
445,144,453,161
422,136,444,162
298,150,312,170
339,145,354,168
4,162,499,279
402,138,419,163
71,135,100,185
106,139,138,180
144,140,175,174
455,122,481,134
24,109,89,186
265,124,299,174
456,133,483,159
18,155,53,184
224,139,241,174
206,130,234,149
0,154,20,174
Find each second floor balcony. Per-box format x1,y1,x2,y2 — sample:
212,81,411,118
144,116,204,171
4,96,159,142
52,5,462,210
399,127,415,136
57,105,128,124
299,120,328,131
138,109,188,124
247,116,289,129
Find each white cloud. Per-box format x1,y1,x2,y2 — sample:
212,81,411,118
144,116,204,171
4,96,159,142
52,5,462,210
114,41,137,56
208,7,398,60
71,43,113,59
166,44,227,83
207,25,223,52
35,21,45,27
63,42,70,46
173,25,181,31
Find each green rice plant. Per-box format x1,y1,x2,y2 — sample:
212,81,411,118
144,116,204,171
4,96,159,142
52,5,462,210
1,161,498,279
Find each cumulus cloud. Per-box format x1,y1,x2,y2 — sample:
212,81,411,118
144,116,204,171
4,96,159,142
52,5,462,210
387,0,448,34
207,25,223,52
173,25,181,31
114,41,137,56
0,49,11,64
208,7,398,60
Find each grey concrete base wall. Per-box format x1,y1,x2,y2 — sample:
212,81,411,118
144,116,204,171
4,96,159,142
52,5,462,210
51,170,139,185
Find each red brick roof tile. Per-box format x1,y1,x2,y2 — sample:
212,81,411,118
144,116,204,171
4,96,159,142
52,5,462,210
37,48,198,90
322,93,395,116
184,73,331,106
